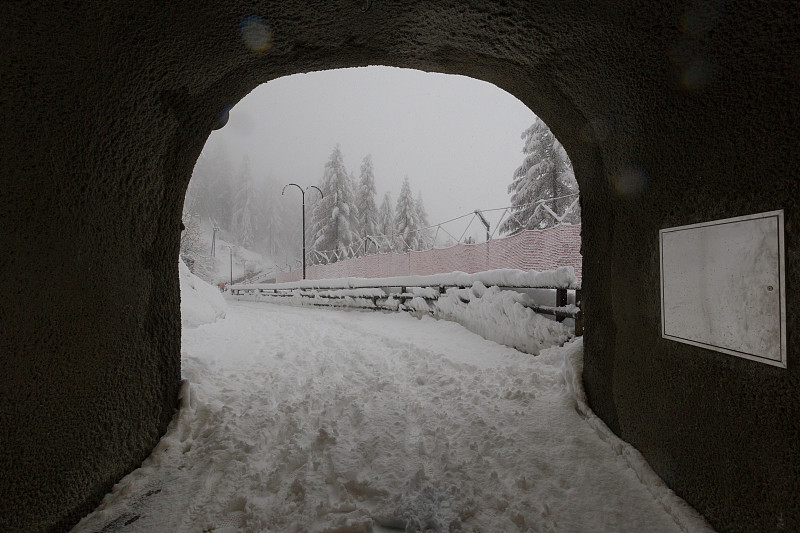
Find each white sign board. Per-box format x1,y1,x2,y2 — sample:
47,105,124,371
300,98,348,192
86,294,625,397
660,210,786,367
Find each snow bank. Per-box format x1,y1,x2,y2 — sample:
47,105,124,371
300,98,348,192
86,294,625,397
236,265,579,291
551,338,713,533
434,281,572,355
179,258,227,328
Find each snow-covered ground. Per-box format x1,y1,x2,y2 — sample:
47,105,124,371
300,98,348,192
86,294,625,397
179,258,227,328
74,296,711,532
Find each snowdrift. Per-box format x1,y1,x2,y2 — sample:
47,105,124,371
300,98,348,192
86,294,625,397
179,258,227,328
435,281,572,354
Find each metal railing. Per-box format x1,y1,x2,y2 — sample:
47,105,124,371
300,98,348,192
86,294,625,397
231,283,583,336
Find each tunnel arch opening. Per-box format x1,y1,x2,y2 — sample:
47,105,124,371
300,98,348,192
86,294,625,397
180,66,582,290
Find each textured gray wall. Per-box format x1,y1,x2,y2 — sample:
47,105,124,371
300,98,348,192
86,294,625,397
0,1,797,531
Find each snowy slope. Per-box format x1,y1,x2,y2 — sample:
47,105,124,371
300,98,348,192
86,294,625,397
73,302,711,533
191,219,276,285
179,258,227,328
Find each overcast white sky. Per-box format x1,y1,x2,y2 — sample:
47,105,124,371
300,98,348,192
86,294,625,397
202,66,537,232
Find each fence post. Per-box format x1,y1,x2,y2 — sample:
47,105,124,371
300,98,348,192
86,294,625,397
575,289,583,335
555,288,568,322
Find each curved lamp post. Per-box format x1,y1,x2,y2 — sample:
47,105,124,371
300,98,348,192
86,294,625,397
282,183,323,280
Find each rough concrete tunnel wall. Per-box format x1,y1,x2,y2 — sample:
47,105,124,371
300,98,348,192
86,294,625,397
0,2,797,531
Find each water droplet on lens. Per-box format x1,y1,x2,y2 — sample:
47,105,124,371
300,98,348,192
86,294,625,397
240,15,273,52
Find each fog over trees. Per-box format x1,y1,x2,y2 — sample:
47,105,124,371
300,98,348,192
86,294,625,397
181,113,578,276
182,143,434,271
182,143,302,274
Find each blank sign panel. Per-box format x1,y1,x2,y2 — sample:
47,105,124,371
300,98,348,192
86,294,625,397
659,210,786,367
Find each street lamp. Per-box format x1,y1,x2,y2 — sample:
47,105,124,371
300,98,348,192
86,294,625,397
282,183,323,280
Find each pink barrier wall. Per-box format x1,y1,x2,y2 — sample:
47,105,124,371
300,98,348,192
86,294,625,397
277,224,582,283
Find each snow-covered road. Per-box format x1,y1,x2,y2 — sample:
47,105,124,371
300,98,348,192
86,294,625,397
75,301,710,532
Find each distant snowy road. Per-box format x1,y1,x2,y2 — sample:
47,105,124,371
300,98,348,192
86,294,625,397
75,301,709,532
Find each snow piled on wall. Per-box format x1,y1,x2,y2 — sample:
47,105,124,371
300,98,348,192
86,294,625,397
435,282,572,354
236,273,576,355
243,265,580,291
551,339,713,533
179,258,227,328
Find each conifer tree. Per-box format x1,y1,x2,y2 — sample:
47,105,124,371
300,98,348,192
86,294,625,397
414,190,432,250
356,155,379,253
231,156,261,249
261,174,294,258
501,117,579,234
378,192,394,235
377,191,394,252
309,145,360,262
393,177,421,252
188,142,234,228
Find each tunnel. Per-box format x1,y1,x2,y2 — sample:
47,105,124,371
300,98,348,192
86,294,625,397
0,2,797,531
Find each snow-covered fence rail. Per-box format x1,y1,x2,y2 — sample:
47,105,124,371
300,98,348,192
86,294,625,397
234,285,582,332
276,224,582,284
231,267,584,339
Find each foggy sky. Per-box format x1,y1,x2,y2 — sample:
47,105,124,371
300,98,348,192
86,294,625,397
202,66,537,235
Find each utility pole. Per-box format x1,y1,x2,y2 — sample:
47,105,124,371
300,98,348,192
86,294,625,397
282,183,323,280
211,225,219,257
475,210,491,242
229,247,233,286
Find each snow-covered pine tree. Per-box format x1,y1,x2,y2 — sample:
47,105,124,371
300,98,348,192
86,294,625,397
414,190,432,250
553,142,581,225
500,117,579,234
304,190,321,263
308,145,360,263
188,141,234,228
377,191,394,252
261,174,292,258
356,155,380,254
349,170,361,238
180,196,215,281
276,180,304,260
231,155,261,249
184,159,209,216
393,177,421,252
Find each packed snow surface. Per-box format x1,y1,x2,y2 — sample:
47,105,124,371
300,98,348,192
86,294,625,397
74,302,710,532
